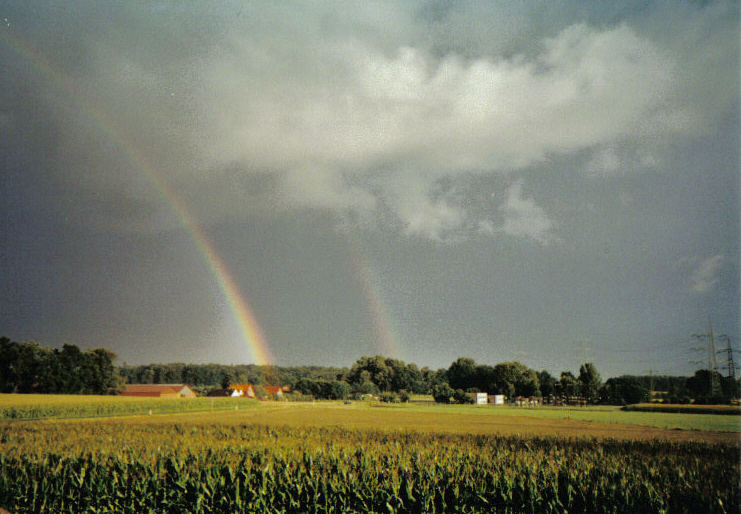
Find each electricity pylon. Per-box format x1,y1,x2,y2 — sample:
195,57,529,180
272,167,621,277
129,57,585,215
691,318,723,397
715,334,737,380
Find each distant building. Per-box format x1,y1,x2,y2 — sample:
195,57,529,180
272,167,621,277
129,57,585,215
121,384,196,398
206,388,241,397
467,392,488,405
263,385,286,399
489,394,505,405
230,384,256,398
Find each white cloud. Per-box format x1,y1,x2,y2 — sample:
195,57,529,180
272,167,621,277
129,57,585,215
585,147,621,177
24,2,738,240
399,196,464,241
186,18,712,238
383,173,465,241
202,22,680,175
497,180,559,245
584,145,663,178
690,254,725,294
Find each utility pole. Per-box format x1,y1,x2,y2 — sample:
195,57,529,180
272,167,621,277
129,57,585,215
691,317,724,397
716,334,737,380
640,368,657,402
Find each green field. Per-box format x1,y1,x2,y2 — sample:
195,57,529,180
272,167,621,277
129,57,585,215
0,395,738,512
2,394,739,433
0,393,263,420
400,402,741,433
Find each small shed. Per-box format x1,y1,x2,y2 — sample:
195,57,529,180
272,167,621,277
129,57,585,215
488,394,505,405
121,384,196,398
474,392,488,405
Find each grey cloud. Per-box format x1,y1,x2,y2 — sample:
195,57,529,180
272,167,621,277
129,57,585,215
497,180,559,245
1,1,737,372
191,19,695,238
6,1,737,242
690,254,726,294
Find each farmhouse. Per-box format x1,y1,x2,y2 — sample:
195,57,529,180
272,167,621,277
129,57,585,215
230,383,256,398
263,385,286,399
121,384,196,398
206,388,241,397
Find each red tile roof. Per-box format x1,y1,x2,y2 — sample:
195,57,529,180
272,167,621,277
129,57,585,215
121,384,195,397
263,385,285,396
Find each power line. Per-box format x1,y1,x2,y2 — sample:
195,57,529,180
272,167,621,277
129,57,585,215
691,317,724,397
715,334,737,380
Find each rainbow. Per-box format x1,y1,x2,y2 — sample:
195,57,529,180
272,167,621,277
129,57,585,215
2,29,274,365
342,233,403,360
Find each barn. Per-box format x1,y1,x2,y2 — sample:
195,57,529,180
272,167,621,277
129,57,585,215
121,384,196,398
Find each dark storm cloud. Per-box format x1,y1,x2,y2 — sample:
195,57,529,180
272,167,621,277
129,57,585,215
1,1,737,373
5,1,735,239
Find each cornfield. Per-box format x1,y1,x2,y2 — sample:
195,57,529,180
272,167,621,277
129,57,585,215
0,419,737,513
0,395,259,421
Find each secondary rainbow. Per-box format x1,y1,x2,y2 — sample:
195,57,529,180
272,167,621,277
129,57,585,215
2,29,274,365
343,233,403,360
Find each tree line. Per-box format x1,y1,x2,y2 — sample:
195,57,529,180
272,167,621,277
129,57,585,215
1,337,737,403
0,337,117,394
429,358,603,405
118,362,349,396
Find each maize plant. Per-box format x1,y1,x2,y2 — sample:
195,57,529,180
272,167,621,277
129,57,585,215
0,421,737,513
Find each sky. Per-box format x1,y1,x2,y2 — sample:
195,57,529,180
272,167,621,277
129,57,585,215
1,1,738,378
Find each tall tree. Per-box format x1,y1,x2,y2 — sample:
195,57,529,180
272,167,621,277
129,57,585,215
347,356,394,391
491,362,540,397
15,342,48,393
0,338,19,392
58,344,87,393
447,357,477,390
558,371,578,397
537,370,557,397
220,370,233,389
86,348,117,394
578,362,602,403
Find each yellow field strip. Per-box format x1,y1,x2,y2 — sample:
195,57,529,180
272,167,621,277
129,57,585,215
32,402,737,445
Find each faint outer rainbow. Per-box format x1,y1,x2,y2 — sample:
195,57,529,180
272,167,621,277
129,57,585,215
2,29,274,365
342,233,403,360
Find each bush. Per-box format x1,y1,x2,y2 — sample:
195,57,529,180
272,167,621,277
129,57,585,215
380,392,400,403
253,385,268,400
353,381,380,395
294,378,351,400
399,390,411,403
432,383,454,404
599,377,648,405
453,389,474,404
